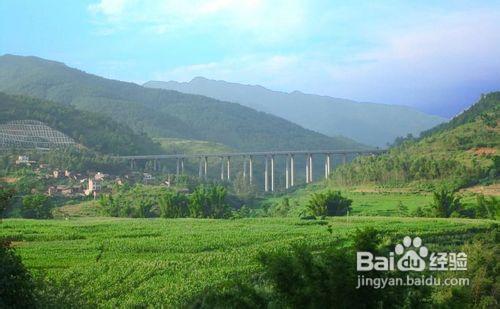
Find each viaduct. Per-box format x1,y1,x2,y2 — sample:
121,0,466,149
117,149,385,192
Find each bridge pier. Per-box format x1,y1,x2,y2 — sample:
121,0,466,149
325,154,331,179
198,157,203,178
271,155,275,192
176,158,180,176
226,156,231,181
249,156,253,185
306,153,313,183
305,155,309,183
204,156,208,179
243,157,247,180
220,157,224,180
342,153,347,165
290,155,294,187
264,156,269,192
285,155,290,189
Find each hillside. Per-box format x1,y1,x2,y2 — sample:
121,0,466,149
332,92,499,189
0,92,161,155
0,55,364,152
145,77,446,147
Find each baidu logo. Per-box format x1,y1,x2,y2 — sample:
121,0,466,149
357,236,466,272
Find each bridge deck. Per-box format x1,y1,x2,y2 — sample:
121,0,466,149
116,149,386,160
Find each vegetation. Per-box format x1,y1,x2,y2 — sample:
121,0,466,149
430,189,463,218
0,187,14,219
188,185,230,218
99,184,232,219
332,92,499,190
0,54,363,151
21,194,52,219
0,92,162,155
0,217,495,307
306,190,352,217
475,194,499,219
192,227,499,308
0,240,37,308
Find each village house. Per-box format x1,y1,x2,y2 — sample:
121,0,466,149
15,155,31,165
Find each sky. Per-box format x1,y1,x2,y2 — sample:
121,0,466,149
1,0,499,117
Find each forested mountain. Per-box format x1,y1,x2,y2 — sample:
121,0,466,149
0,92,161,155
145,77,446,147
0,54,363,151
333,92,499,189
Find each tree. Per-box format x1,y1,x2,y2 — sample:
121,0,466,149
189,185,229,218
21,194,52,219
430,189,462,218
396,201,409,217
475,195,499,219
0,240,37,308
0,188,14,220
159,191,189,218
307,190,352,217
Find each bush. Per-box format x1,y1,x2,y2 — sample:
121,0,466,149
430,189,462,218
159,191,189,218
475,194,499,219
21,194,52,219
0,240,37,308
307,190,352,217
0,188,15,219
189,185,230,218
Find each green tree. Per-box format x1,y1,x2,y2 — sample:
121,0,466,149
189,185,229,218
0,240,37,308
307,190,352,217
21,194,52,219
0,188,14,219
430,189,462,218
475,195,499,219
396,201,409,217
159,191,189,218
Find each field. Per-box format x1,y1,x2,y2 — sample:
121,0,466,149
265,180,485,216
1,217,495,307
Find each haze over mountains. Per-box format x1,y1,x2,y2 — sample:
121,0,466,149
145,78,446,147
0,54,363,153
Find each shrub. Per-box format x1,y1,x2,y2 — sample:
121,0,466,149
430,189,462,218
0,240,37,308
189,185,229,218
307,190,352,217
21,194,52,219
475,195,499,219
159,191,189,218
0,188,15,219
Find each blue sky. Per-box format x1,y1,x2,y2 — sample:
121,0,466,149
1,0,499,117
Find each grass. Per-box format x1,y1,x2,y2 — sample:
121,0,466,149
155,137,232,154
1,216,496,307
264,180,485,216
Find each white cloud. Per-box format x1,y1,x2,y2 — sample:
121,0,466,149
87,0,307,42
88,0,127,17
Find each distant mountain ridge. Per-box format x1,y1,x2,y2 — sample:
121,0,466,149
0,54,364,152
145,77,446,147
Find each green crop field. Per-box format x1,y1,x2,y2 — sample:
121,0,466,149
264,181,484,216
1,217,495,307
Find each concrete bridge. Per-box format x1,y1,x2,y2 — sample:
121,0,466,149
117,149,385,192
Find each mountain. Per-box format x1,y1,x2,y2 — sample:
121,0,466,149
144,77,446,147
0,92,161,155
332,92,499,189
0,55,364,152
